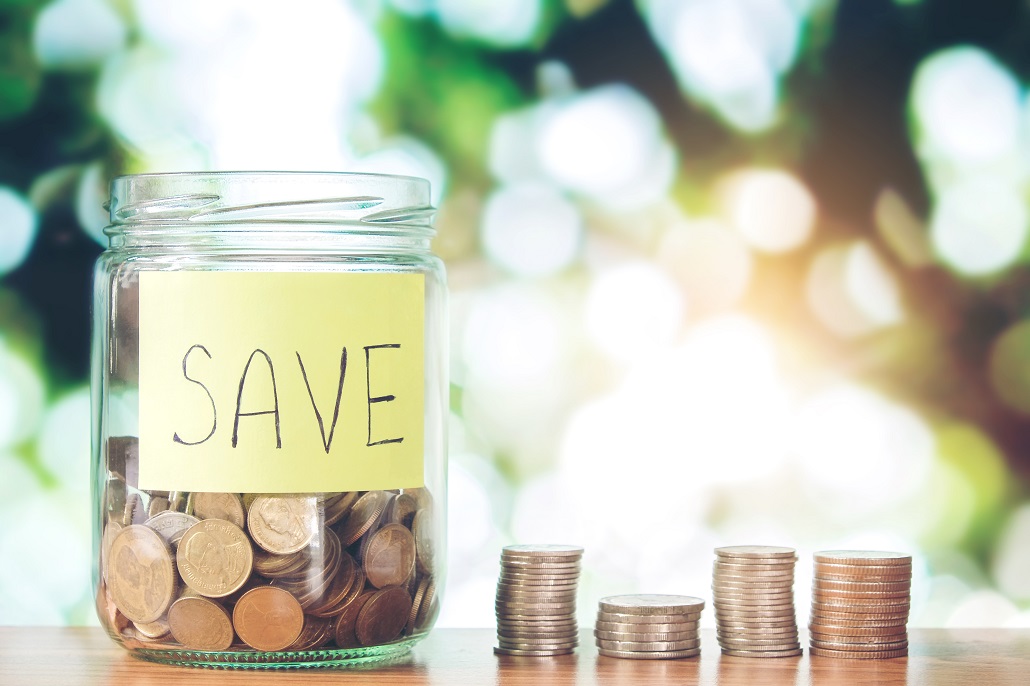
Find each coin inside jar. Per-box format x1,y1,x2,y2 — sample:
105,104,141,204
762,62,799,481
167,595,235,651
356,586,414,646
107,524,176,624
247,495,317,554
232,586,304,651
364,523,416,589
176,519,254,598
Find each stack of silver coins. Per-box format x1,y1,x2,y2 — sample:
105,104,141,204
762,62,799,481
594,595,704,660
712,546,802,657
494,544,583,656
808,550,912,659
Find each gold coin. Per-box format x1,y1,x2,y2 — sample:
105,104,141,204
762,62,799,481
176,519,253,598
597,647,700,659
108,524,176,623
167,595,234,651
364,523,416,589
355,586,413,647
813,551,912,566
190,492,245,529
232,586,304,651
247,495,317,554
599,595,704,615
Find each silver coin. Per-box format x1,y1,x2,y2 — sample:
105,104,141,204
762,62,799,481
594,630,698,642
715,545,797,559
598,611,702,624
595,620,700,633
596,638,701,651
810,638,909,652
813,551,911,566
502,544,584,557
598,595,705,615
597,647,700,660
493,646,575,657
721,647,803,658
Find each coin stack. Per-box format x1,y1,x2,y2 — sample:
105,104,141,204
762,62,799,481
712,546,802,657
494,544,584,657
594,595,704,660
808,550,912,659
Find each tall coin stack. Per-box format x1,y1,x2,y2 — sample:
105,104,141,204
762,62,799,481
712,546,802,657
808,550,912,659
594,595,704,660
494,544,583,657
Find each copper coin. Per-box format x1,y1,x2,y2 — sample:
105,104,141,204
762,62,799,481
364,524,416,589
810,631,908,644
356,586,412,646
167,595,234,651
387,493,418,529
809,645,909,659
411,507,435,574
337,491,390,546
324,491,361,527
232,586,304,651
334,591,376,648
407,576,431,635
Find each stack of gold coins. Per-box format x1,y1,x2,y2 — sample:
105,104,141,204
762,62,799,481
494,544,583,657
808,551,912,659
712,546,802,657
594,595,704,660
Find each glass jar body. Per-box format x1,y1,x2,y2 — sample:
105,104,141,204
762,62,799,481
90,173,447,668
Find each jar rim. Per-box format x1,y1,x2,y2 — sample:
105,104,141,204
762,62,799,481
106,171,435,234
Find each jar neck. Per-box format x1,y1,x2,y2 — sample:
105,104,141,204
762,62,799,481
107,223,433,253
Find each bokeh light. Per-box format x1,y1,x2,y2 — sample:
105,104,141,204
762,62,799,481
33,0,126,70
584,261,684,362
989,320,1030,415
720,168,816,253
0,186,38,275
930,178,1028,277
480,182,583,277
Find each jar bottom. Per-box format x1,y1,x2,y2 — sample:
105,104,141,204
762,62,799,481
132,635,423,670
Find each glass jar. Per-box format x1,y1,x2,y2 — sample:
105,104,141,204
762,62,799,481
90,172,447,668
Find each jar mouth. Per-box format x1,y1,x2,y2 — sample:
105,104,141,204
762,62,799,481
106,171,435,236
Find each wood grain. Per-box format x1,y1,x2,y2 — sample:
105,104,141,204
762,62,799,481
0,628,1027,685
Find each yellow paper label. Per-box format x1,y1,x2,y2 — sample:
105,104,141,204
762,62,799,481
137,271,425,493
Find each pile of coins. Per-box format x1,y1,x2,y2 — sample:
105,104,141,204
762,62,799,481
98,438,439,657
712,546,802,658
594,595,704,660
808,550,912,659
494,544,583,657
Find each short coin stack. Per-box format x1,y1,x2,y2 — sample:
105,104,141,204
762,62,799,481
712,546,802,657
808,550,912,659
494,544,583,657
594,595,704,660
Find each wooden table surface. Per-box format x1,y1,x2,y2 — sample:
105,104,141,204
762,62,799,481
0,627,1027,685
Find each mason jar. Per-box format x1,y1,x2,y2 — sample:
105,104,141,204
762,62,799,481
90,172,447,668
